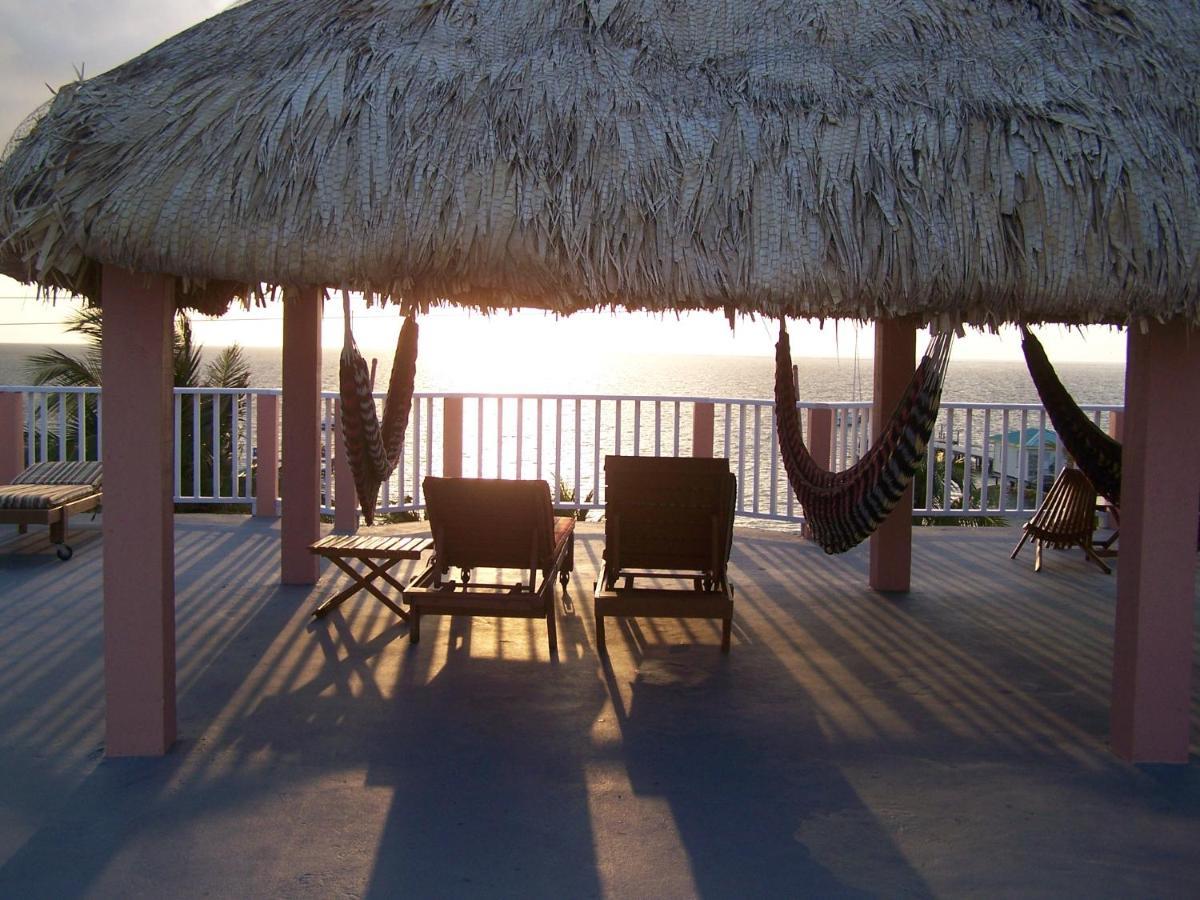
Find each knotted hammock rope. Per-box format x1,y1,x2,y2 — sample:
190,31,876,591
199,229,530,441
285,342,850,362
775,321,953,554
1019,326,1120,507
338,290,419,525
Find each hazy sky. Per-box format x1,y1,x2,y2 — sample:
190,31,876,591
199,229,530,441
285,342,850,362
0,1,1128,364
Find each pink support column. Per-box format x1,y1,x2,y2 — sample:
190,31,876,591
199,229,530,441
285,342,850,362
280,286,322,585
1110,321,1200,763
253,393,279,518
809,407,834,470
692,402,715,458
333,400,358,532
101,266,176,756
869,317,917,593
0,392,23,483
443,397,463,477
802,408,834,541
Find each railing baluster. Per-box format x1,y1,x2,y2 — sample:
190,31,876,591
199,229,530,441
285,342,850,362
191,390,201,499
737,403,746,512
95,391,103,463
574,400,582,510
980,408,992,515
633,399,641,456
497,397,504,479
673,401,681,457
39,392,48,462
516,397,524,479
210,393,220,498
614,399,622,458
752,403,761,515
536,399,544,481
173,393,182,498
243,392,254,500
412,396,422,509
76,392,86,462
593,398,601,506
963,407,974,512
769,402,778,517
998,409,1010,513
476,397,484,478
554,398,562,498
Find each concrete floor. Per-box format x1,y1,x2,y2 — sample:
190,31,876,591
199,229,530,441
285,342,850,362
0,515,1198,898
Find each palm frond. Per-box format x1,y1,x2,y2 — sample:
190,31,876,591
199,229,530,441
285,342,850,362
204,344,251,388
24,348,103,387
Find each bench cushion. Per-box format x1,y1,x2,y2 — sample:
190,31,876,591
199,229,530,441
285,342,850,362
0,482,99,510
12,461,103,487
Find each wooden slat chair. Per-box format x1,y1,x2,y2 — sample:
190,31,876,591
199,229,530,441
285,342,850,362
405,477,575,654
0,460,103,560
595,455,737,653
1010,466,1110,574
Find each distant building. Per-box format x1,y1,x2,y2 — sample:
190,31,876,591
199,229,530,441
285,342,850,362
986,427,1060,488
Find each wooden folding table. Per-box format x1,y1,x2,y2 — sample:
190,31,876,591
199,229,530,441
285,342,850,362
309,534,433,619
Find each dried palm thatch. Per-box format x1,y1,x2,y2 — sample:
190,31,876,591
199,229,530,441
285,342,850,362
0,0,1198,325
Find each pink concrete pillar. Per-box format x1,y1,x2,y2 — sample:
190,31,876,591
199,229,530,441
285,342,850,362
443,396,463,477
333,399,358,532
1110,321,1200,763
869,317,917,593
809,407,834,471
101,266,176,757
253,393,279,518
692,402,715,458
280,286,322,584
0,392,23,483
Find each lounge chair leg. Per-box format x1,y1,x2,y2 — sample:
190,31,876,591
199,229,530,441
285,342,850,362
547,601,558,656
721,616,732,654
1083,544,1112,575
1034,540,1044,573
410,609,421,644
1010,531,1030,560
595,613,607,654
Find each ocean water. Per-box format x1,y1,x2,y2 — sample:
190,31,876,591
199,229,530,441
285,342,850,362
0,340,1125,406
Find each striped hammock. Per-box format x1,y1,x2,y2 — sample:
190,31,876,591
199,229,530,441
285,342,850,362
1019,326,1121,506
338,290,419,525
775,320,953,554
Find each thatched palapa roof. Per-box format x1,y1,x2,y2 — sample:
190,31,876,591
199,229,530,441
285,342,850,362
0,0,1198,325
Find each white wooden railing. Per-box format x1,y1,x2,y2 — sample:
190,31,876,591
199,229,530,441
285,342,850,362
1,385,1121,522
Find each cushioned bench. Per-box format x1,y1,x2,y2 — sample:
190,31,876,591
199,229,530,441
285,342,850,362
0,460,103,560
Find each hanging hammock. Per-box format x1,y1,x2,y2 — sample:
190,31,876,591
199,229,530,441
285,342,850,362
775,321,953,554
338,290,419,525
1019,326,1121,506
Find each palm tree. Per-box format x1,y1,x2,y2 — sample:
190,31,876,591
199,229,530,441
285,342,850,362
26,308,251,497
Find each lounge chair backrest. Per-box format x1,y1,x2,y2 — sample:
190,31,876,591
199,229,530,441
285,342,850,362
422,476,556,571
604,455,736,577
13,461,103,487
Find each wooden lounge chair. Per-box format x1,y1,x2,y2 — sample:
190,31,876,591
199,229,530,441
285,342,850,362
594,455,737,653
1010,466,1110,574
0,460,103,560
405,477,575,653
